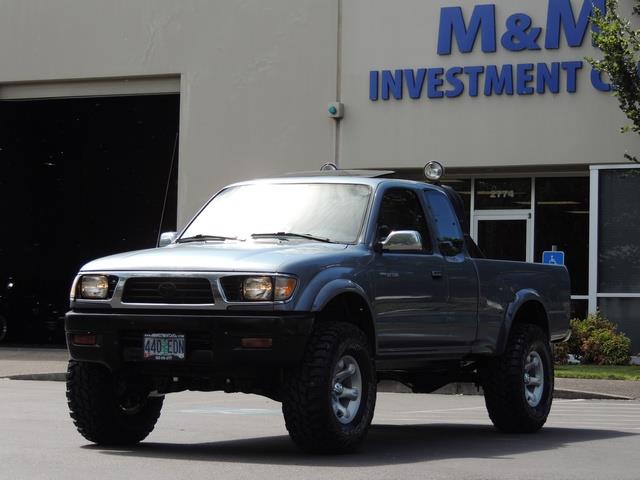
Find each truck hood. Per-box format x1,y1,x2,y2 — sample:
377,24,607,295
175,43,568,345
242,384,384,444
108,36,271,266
79,241,351,273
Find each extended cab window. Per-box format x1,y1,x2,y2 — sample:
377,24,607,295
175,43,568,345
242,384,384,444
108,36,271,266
377,188,432,253
423,190,464,256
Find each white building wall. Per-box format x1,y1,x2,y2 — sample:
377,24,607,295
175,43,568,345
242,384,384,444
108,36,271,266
339,0,640,170
0,0,339,226
0,0,638,225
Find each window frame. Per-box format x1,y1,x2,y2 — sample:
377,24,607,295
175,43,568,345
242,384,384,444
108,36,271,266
373,186,435,254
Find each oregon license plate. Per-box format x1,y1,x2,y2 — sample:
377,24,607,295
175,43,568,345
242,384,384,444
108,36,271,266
143,333,185,360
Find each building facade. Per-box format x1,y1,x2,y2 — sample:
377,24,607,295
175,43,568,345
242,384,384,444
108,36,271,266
0,0,639,348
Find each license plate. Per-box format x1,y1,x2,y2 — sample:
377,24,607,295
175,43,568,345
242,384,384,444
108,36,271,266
143,333,185,361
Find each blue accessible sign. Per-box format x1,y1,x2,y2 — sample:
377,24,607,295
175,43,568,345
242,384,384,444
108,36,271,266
542,251,565,265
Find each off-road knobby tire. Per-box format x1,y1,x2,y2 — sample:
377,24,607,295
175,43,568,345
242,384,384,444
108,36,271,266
480,323,554,433
66,360,163,445
282,322,376,453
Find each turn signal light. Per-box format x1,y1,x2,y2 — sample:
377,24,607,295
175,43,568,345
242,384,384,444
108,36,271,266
274,277,296,301
240,338,273,349
72,334,97,346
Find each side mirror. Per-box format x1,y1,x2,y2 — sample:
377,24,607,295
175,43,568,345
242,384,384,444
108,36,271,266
158,231,177,247
378,230,423,252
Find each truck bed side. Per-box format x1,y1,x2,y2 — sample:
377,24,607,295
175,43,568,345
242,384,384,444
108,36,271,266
471,259,571,355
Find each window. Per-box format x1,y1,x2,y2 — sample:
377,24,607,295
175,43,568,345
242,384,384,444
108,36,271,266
182,183,371,244
475,178,531,210
598,169,640,293
598,298,640,353
424,190,464,256
377,188,432,252
439,179,471,233
535,177,589,295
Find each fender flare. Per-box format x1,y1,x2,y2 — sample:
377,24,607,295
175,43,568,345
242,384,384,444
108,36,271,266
307,279,377,354
495,289,550,356
310,279,372,313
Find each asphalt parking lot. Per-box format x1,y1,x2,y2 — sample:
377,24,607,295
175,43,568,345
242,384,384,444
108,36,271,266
2,379,639,480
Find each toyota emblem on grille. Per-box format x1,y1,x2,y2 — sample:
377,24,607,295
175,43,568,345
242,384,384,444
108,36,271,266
158,282,178,299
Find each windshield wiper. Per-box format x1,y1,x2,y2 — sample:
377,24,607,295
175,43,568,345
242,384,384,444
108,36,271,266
251,232,333,243
177,234,238,243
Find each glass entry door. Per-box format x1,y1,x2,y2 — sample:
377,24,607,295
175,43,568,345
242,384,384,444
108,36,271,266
473,213,532,262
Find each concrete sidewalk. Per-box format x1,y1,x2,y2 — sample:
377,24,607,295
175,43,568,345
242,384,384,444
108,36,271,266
2,346,639,399
0,347,68,381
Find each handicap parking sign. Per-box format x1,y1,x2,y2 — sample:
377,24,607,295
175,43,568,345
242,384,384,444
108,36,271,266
542,251,565,265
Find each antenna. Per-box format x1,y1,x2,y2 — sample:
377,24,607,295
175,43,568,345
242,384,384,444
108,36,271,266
156,131,179,247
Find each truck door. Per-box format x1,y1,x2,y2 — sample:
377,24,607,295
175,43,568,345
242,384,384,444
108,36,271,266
373,188,449,353
423,189,479,347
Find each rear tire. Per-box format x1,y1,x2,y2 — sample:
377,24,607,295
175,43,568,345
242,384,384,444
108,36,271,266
480,323,554,433
66,360,163,445
282,322,376,453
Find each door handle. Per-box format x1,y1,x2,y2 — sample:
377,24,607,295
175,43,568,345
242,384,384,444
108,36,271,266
431,270,443,279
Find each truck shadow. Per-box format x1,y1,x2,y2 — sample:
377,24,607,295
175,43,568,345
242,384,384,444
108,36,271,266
88,424,635,467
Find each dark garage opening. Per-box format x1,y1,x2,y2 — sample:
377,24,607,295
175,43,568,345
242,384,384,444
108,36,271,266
0,94,180,343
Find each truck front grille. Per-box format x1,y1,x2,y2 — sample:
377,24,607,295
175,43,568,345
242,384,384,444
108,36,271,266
122,277,214,304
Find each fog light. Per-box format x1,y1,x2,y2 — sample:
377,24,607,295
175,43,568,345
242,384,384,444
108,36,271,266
423,161,445,182
240,338,273,349
72,334,97,346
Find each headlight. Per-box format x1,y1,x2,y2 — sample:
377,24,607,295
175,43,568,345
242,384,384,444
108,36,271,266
243,276,273,301
221,275,297,302
80,275,110,299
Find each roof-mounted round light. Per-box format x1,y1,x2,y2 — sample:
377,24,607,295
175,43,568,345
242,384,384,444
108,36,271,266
423,161,444,182
320,162,338,172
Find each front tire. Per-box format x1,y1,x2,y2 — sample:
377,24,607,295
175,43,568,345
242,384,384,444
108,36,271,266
66,360,164,445
282,322,376,453
480,323,554,433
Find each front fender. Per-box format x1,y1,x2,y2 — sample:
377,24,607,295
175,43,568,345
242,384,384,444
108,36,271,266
292,265,372,313
495,289,549,356
310,279,372,313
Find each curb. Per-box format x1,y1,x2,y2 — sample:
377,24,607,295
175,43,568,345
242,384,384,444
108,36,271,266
552,388,632,400
3,375,636,400
3,372,66,382
378,381,634,400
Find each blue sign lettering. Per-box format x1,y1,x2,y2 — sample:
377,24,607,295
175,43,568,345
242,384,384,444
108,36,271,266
437,4,496,55
536,62,561,94
427,68,445,98
501,13,541,51
369,61,589,101
381,70,403,100
591,68,612,92
484,65,514,96
405,68,427,98
516,63,535,94
545,0,605,49
370,1,612,101
445,67,465,97
561,61,583,92
369,71,379,101
463,66,484,97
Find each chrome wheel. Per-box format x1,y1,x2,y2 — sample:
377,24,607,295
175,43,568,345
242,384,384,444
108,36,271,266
331,355,362,424
524,350,544,407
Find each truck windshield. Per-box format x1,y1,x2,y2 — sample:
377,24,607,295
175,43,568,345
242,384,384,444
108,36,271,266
180,183,372,244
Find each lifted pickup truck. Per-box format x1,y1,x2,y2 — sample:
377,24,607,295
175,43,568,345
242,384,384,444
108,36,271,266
65,168,570,453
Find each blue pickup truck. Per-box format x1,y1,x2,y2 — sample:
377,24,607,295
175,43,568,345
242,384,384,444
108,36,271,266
65,167,570,453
